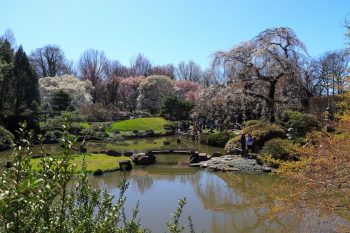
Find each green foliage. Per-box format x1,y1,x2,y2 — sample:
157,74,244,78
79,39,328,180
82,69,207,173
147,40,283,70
160,96,193,121
260,138,296,160
225,123,285,154
282,110,320,137
0,116,194,232
207,130,231,147
0,125,14,151
50,89,72,113
243,120,262,127
110,117,169,131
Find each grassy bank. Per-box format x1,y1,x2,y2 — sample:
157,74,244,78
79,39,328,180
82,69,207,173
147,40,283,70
31,154,132,173
110,117,169,131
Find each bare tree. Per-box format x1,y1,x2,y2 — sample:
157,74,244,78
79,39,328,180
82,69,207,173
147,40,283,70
30,45,73,78
175,60,202,82
213,27,307,122
78,49,109,103
304,50,349,96
105,60,131,78
130,53,152,76
152,64,175,79
0,29,16,49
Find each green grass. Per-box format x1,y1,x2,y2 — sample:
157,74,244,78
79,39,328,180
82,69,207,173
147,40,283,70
110,117,169,131
79,122,91,129
30,154,132,173
106,138,170,152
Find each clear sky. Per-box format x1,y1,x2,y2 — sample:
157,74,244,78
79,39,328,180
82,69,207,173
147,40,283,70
1,0,350,68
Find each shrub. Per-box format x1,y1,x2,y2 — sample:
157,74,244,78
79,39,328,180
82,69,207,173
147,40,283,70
0,125,14,151
260,138,297,160
80,103,119,122
81,128,95,137
40,116,63,131
43,131,59,143
225,123,285,154
243,120,262,127
207,131,231,147
282,110,320,137
163,122,177,131
70,122,83,134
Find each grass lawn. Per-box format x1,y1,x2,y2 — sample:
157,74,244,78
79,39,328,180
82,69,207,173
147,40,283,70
106,137,170,152
31,154,132,173
110,117,169,131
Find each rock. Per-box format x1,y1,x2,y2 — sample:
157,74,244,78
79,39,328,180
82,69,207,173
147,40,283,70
189,154,208,164
189,163,201,167
93,169,103,176
119,160,132,171
131,153,155,165
106,150,121,156
123,151,133,156
5,161,12,168
209,152,222,159
262,166,272,172
79,147,87,153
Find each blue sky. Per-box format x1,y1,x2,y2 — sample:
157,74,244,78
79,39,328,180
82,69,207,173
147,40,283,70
1,0,350,68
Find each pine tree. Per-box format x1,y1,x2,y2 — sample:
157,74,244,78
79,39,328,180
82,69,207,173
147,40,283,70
12,45,40,115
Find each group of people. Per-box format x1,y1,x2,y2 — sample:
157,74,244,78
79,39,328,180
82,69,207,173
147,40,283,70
240,133,254,155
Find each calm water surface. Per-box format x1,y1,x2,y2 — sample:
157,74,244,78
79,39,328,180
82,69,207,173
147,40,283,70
0,136,347,232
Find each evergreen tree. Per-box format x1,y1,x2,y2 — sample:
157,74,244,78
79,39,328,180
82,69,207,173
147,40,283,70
50,89,72,113
160,96,193,121
0,39,14,114
12,45,40,115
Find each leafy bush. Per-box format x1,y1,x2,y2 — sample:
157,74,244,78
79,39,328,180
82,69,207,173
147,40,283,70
225,123,285,154
80,103,119,122
282,110,320,137
243,120,262,127
40,116,63,131
207,131,231,147
0,125,14,151
260,138,297,160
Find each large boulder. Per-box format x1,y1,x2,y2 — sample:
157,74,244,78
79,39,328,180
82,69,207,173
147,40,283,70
131,153,156,165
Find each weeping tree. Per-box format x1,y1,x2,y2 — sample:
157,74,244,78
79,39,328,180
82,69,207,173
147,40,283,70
213,27,308,122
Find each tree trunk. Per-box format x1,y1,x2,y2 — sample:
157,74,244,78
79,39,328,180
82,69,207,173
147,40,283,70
268,80,277,122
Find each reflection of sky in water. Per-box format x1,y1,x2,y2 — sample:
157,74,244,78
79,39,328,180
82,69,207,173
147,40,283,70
89,168,302,233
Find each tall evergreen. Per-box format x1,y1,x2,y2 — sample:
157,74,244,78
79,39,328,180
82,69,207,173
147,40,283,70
12,45,40,115
0,39,14,115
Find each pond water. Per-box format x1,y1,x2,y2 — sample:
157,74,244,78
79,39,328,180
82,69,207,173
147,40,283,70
0,136,348,232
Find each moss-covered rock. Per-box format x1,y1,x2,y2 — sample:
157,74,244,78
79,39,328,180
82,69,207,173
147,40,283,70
225,123,285,154
0,125,14,151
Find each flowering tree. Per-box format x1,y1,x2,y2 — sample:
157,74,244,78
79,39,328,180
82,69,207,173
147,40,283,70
137,75,174,114
39,75,93,108
174,80,203,103
119,76,145,112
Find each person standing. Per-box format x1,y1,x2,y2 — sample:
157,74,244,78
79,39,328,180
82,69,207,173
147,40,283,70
240,133,246,156
246,133,254,153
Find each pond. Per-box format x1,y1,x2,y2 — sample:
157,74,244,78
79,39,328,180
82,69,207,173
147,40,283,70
0,136,348,232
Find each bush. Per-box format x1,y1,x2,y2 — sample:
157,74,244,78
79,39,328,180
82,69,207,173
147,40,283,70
225,123,285,154
70,122,83,134
43,131,59,143
80,103,119,122
163,122,177,131
260,138,297,160
243,120,262,127
0,125,14,151
282,110,320,137
40,116,63,131
207,131,231,147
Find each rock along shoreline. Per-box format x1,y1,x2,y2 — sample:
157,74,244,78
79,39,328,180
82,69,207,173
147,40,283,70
190,154,272,173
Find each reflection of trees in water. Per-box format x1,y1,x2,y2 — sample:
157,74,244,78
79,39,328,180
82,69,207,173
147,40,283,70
129,169,154,194
192,172,299,232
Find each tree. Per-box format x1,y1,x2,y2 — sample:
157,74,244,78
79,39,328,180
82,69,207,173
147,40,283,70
160,96,193,120
30,45,73,78
39,75,93,108
13,45,40,115
137,75,174,114
119,76,144,112
174,80,203,103
213,27,307,122
152,64,175,79
130,53,152,76
0,39,14,114
50,89,72,113
176,60,202,82
78,49,109,103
